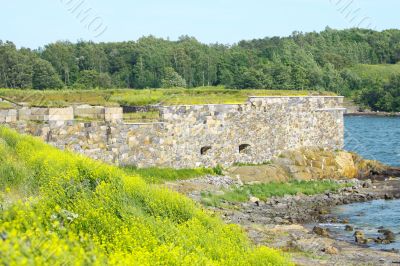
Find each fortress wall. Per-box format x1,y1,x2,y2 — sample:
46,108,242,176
157,96,344,168
2,96,345,168
1,106,123,122
73,106,123,122
18,107,74,121
0,109,18,123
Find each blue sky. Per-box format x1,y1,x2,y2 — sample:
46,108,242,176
1,0,399,48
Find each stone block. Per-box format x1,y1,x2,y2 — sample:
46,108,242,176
48,107,74,121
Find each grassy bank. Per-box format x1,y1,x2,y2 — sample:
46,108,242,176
202,180,349,207
0,127,291,265
0,86,335,107
347,64,400,83
120,166,218,184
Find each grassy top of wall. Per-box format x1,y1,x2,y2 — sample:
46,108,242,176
0,86,335,107
0,127,292,265
0,101,14,110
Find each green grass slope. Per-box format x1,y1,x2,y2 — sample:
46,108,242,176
0,127,291,265
120,166,219,184
347,64,400,83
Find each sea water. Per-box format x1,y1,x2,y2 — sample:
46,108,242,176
319,116,400,249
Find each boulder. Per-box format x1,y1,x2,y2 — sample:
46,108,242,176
335,152,357,178
322,246,339,255
345,225,354,232
354,231,367,244
249,196,260,206
378,229,396,243
313,226,329,237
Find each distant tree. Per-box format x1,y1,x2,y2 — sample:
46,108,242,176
32,59,63,89
75,41,109,72
340,69,362,91
75,70,99,89
41,41,79,86
161,67,187,88
322,63,344,94
271,63,292,89
98,72,112,88
74,70,111,89
3,28,400,110
381,74,400,111
232,67,270,89
291,65,307,90
0,41,33,88
215,63,234,86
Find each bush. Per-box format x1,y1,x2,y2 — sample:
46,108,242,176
161,67,187,88
74,70,112,89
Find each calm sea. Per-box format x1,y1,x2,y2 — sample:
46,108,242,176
320,116,400,250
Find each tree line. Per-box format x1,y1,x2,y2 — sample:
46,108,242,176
1,27,400,111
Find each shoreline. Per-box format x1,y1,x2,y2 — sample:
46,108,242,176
166,158,400,265
220,178,400,265
171,176,400,265
220,179,400,225
345,112,400,117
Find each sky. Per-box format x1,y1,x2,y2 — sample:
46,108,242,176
1,0,399,48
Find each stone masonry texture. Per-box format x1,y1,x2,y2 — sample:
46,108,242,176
1,97,345,168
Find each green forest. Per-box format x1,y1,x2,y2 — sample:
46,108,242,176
1,27,400,111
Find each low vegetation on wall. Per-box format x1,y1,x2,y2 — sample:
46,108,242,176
0,87,334,107
0,101,14,110
0,127,292,265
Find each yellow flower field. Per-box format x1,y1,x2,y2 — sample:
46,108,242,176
0,127,292,265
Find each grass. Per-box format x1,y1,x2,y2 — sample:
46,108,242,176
123,111,160,123
346,63,400,83
201,180,350,207
0,127,292,265
120,166,218,184
0,86,335,107
0,101,14,109
232,161,272,167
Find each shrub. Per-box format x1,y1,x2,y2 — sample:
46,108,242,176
161,67,187,88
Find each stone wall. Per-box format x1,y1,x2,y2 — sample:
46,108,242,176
2,96,345,168
74,106,123,122
0,106,122,122
0,109,17,123
19,107,74,121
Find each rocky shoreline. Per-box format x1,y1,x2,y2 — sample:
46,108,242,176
169,176,400,265
220,179,400,225
219,178,400,265
165,149,400,265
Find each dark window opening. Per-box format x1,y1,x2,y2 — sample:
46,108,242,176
201,146,212,155
239,144,251,154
